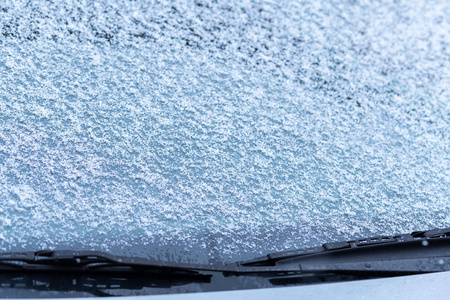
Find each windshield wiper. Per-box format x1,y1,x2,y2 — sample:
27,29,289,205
235,227,450,276
1,228,450,297
0,250,216,279
1,228,450,278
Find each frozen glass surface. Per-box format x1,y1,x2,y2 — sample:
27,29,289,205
0,0,449,264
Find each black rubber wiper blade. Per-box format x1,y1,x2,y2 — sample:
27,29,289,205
237,227,450,267
0,250,219,277
234,227,450,276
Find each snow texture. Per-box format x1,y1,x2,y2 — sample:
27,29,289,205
0,0,449,264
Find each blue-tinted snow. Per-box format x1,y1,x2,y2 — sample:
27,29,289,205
0,0,449,264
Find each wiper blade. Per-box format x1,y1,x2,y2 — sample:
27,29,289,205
0,250,217,278
1,228,450,278
235,227,450,276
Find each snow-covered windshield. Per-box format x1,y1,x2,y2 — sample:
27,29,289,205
0,0,449,265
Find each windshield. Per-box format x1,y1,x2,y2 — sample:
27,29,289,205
0,0,449,281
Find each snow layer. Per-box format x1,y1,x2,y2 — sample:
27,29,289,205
0,0,449,263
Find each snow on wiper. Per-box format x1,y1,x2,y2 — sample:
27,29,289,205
1,228,450,277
